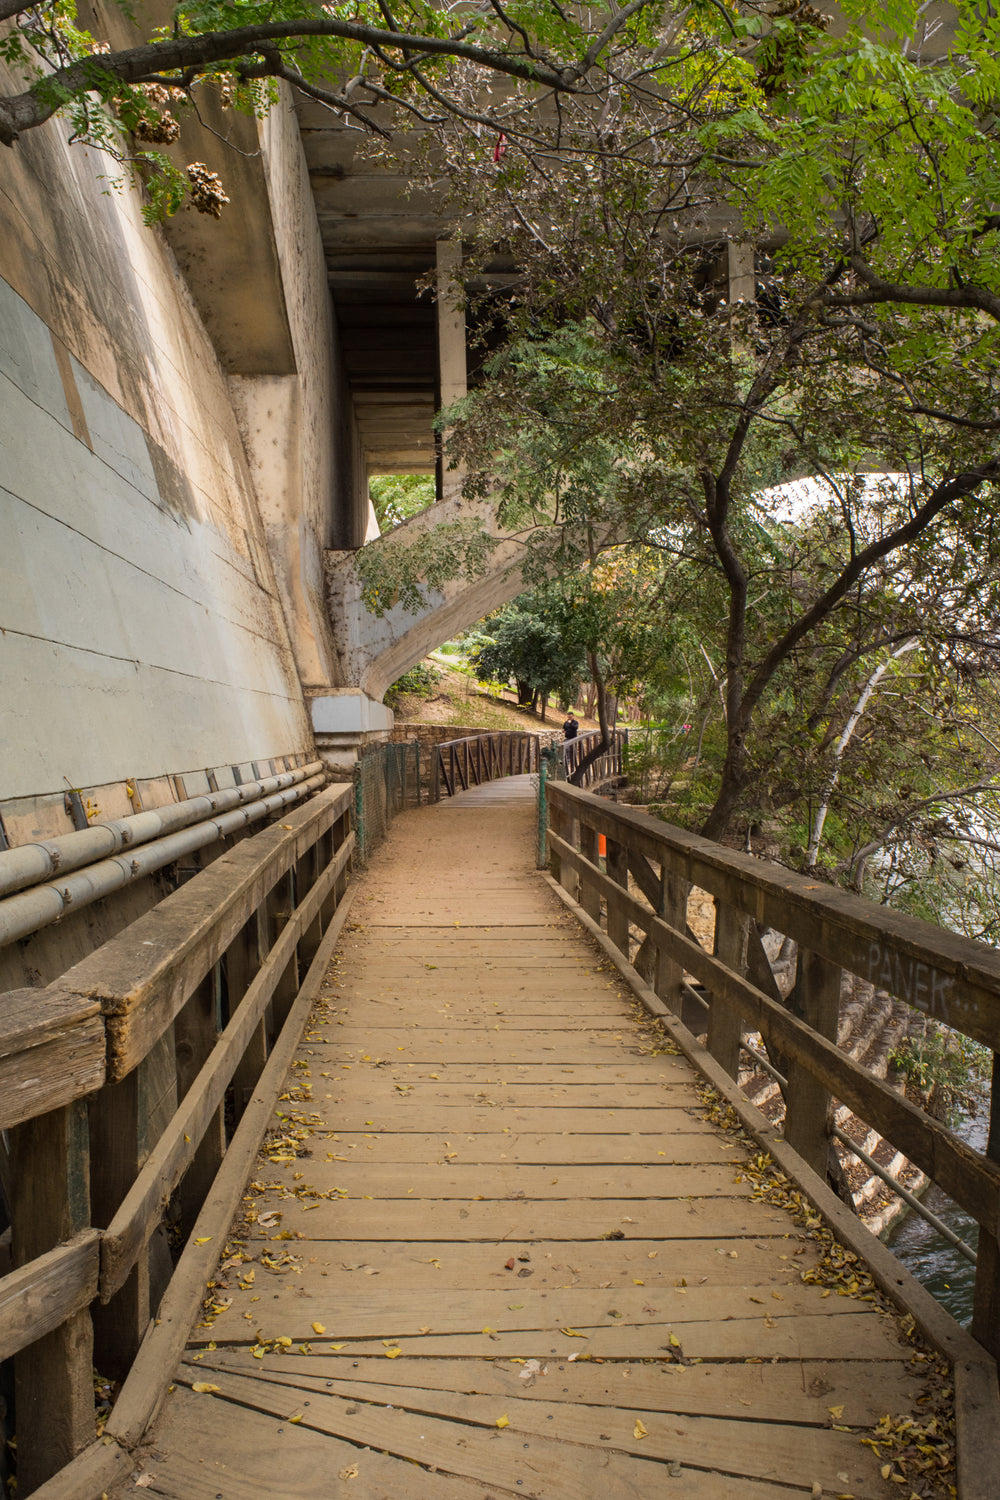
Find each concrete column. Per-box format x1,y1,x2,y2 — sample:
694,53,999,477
436,238,467,504
727,240,755,306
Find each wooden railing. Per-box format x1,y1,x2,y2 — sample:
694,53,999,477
0,782,355,1495
562,727,628,788
544,782,1000,1365
430,731,539,801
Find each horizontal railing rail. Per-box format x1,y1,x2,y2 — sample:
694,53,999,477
543,782,1000,1365
429,731,539,802
562,727,628,788
0,781,355,1495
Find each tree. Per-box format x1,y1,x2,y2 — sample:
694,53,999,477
369,475,435,532
415,0,1000,843
470,599,584,716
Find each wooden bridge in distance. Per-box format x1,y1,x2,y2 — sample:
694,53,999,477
117,777,976,1499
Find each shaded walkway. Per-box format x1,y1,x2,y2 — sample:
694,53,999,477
130,780,941,1498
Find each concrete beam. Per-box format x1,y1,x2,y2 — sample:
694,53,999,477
325,493,529,702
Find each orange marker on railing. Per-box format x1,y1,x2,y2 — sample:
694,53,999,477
598,834,607,857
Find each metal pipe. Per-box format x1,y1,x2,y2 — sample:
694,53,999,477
0,774,326,950
0,763,323,900
736,1035,978,1264
832,1123,979,1265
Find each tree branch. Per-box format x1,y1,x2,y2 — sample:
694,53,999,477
0,13,592,145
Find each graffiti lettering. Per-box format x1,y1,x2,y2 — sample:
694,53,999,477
865,941,954,1020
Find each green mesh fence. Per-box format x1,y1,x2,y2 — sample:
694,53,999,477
352,739,420,863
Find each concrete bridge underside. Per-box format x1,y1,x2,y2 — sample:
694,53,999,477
303,110,758,742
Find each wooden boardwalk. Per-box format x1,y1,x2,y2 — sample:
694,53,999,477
128,778,947,1499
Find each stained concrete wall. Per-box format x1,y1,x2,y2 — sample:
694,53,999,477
0,67,340,834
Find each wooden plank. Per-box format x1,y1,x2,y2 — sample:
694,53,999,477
199,1236,814,1298
325,1105,727,1132
26,1436,133,1500
179,1365,892,1496
9,1100,94,1492
202,1283,870,1348
706,900,747,1079
783,948,842,1178
135,1385,489,1500
238,1196,797,1242
48,786,349,1083
104,885,359,1453
168,1367,816,1499
312,1064,695,1086
307,1130,729,1161
0,1229,99,1363
0,988,105,1130
195,1347,919,1428
100,847,353,1298
296,1081,703,1108
245,1162,753,1200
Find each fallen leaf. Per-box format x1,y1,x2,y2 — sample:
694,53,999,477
560,1327,588,1338
288,1413,303,1424
496,1414,510,1429
194,1237,212,1246
385,1346,402,1358
339,1464,359,1480
191,1382,220,1394
312,1322,327,1335
633,1418,648,1440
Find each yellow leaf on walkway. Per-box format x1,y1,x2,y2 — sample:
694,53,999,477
560,1328,588,1338
312,1323,326,1334
191,1382,220,1394
633,1419,648,1440
496,1415,510,1429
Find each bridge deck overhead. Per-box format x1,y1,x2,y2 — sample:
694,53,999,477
120,780,956,1499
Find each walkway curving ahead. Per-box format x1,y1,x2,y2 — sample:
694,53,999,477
129,778,946,1498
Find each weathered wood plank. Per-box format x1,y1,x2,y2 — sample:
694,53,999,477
0,1229,99,1364
0,989,105,1130
135,1385,489,1500
168,1368,818,1499
245,1161,753,1200
239,1195,799,1241
104,886,360,1453
178,1365,891,1496
312,1130,731,1162
100,846,352,1300
48,786,350,1082
324,1104,736,1132
197,1235,813,1295
193,1347,920,1428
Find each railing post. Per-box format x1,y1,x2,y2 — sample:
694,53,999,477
10,1100,93,1493
228,912,268,1115
605,835,630,957
654,865,689,1013
973,1051,1000,1358
706,901,748,1079
782,948,842,1178
173,962,226,1233
579,820,601,920
89,1032,176,1380
536,751,551,869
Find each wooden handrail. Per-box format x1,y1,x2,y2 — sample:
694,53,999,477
0,782,354,1494
562,728,628,788
545,781,1000,1362
429,731,539,802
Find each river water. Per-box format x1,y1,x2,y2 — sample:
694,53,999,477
886,1113,988,1326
